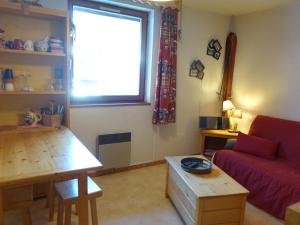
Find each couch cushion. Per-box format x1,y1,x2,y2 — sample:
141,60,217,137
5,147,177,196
249,115,300,166
233,132,278,159
214,150,300,220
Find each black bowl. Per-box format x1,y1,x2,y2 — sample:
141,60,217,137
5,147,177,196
181,157,212,174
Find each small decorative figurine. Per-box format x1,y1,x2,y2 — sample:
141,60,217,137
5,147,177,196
24,108,42,126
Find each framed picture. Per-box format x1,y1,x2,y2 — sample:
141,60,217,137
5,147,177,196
208,39,215,49
189,60,205,80
213,40,222,52
207,39,222,60
213,51,221,60
207,47,215,57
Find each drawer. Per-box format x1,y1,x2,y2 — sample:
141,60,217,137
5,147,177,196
4,185,33,210
168,182,196,225
202,208,241,225
33,182,50,198
203,195,246,211
169,166,197,207
168,175,196,220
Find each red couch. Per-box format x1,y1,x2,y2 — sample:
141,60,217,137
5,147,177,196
214,115,300,220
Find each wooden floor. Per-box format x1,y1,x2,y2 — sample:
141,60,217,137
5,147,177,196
4,164,284,225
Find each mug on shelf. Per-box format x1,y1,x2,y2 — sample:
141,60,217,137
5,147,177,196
0,39,4,49
24,40,34,51
5,40,14,49
3,69,13,80
14,39,24,50
3,69,15,91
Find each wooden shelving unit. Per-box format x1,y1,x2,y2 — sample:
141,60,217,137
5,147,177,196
0,90,66,95
0,124,61,133
0,48,66,57
0,1,70,127
0,1,67,20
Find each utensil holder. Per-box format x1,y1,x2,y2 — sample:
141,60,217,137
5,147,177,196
42,114,62,128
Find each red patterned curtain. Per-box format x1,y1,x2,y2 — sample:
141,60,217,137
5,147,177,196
152,8,178,125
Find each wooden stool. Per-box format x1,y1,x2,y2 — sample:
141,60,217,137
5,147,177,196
50,176,102,225
4,185,33,225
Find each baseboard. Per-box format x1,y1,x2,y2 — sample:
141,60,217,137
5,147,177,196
91,159,166,177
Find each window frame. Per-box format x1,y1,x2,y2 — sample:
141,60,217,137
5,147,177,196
69,0,148,106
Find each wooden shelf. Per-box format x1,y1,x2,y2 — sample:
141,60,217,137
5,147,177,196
0,1,67,20
0,125,63,133
0,1,70,128
0,48,66,57
0,90,66,95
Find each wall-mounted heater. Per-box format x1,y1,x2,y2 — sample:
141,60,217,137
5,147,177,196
97,132,131,169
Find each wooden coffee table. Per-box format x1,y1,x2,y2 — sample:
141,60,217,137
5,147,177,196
165,155,249,225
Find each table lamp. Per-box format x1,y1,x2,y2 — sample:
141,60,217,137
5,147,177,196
222,100,235,116
222,100,242,132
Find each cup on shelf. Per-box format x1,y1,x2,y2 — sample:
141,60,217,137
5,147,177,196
0,39,5,49
0,68,3,90
5,40,14,49
14,39,24,50
3,69,15,91
24,40,34,51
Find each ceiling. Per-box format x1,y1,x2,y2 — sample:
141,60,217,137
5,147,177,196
182,0,296,16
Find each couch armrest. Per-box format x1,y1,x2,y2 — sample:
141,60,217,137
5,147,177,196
286,201,300,225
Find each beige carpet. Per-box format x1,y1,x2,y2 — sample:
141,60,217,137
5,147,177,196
4,164,284,225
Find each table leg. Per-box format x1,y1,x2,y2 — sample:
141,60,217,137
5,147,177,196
78,172,89,225
165,164,169,198
0,188,3,225
200,134,206,155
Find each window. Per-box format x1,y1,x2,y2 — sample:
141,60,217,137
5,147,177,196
70,0,148,105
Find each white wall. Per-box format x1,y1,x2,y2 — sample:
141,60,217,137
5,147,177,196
41,0,230,165
232,1,300,132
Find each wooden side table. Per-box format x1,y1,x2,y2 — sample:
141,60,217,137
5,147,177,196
286,202,300,225
200,129,238,155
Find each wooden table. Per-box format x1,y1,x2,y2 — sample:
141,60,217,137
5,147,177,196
0,127,103,225
200,129,238,154
165,155,249,225
286,202,300,225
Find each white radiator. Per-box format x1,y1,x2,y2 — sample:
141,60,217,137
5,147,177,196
97,132,131,169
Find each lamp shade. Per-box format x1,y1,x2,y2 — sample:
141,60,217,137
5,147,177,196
223,100,235,111
233,109,242,119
